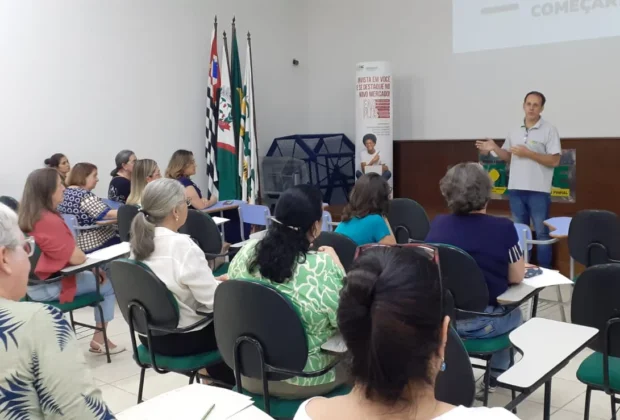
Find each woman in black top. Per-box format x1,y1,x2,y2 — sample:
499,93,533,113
108,149,137,203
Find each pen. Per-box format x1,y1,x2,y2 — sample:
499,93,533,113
201,404,215,420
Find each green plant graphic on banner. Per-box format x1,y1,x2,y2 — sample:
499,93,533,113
479,149,576,202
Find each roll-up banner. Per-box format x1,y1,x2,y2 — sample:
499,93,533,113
355,61,393,187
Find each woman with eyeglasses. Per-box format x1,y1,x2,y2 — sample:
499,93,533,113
335,172,396,246
126,159,162,206
128,178,233,383
426,162,525,395
294,246,518,419
0,203,116,419
108,149,137,204
228,184,347,398
165,149,217,210
18,168,123,355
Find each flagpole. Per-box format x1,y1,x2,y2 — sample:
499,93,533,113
247,31,261,204
222,31,230,76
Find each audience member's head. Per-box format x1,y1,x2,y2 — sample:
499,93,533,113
0,203,32,301
250,185,323,284
126,159,161,206
110,149,137,177
363,133,377,152
341,173,391,222
0,196,19,212
18,168,64,232
338,246,448,406
165,149,196,179
67,163,99,191
44,153,70,175
440,162,491,215
130,178,187,260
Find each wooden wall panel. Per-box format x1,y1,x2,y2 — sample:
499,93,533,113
394,138,620,216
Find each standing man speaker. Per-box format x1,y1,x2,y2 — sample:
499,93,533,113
476,91,561,268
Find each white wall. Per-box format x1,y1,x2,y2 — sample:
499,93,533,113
305,0,620,143
0,0,308,199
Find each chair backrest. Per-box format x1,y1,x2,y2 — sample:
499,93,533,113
61,214,78,238
430,244,489,320
571,264,620,357
239,204,271,226
435,327,475,407
108,259,180,336
387,198,430,243
213,280,308,381
0,196,19,212
312,232,358,272
321,211,333,232
568,210,620,267
118,205,140,242
178,210,223,257
514,223,533,252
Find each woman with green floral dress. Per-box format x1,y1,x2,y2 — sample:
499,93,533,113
228,185,347,399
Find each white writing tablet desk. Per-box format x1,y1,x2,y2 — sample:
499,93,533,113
498,318,597,420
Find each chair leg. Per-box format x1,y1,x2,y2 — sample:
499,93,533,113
483,360,491,407
584,386,591,420
189,372,195,384
611,392,617,420
509,349,517,415
137,368,146,404
97,305,111,364
69,311,76,333
556,285,567,322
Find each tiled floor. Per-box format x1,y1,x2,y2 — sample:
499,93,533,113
70,285,613,419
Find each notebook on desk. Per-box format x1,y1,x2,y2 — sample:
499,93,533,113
497,268,573,304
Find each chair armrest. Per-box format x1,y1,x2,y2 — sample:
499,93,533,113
149,313,213,334
75,224,102,231
267,357,342,379
456,288,540,318
526,238,559,245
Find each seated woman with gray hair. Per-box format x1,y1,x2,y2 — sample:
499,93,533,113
425,162,525,394
0,203,114,419
128,178,233,384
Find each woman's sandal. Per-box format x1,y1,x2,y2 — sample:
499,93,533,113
89,340,126,355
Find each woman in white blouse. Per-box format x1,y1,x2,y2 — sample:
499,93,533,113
129,178,232,383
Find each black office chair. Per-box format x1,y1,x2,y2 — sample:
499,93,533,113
572,264,620,420
0,196,19,212
118,204,139,242
179,209,231,276
312,231,358,272
109,259,226,403
435,327,476,407
568,210,620,268
388,198,430,243
432,243,529,407
214,280,350,418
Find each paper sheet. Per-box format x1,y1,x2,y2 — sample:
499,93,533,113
87,242,130,261
115,384,254,420
321,333,347,354
211,217,230,226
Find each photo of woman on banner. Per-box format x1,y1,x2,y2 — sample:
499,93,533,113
356,133,392,181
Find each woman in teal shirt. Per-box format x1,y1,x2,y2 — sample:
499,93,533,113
335,173,396,245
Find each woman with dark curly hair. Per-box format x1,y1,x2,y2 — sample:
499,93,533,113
228,184,347,399
335,173,396,245
426,162,524,394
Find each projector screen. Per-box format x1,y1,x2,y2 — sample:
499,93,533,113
453,0,620,53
